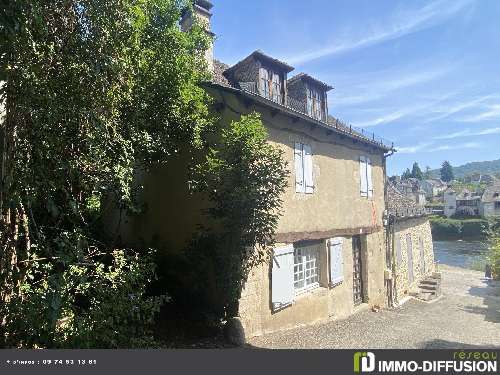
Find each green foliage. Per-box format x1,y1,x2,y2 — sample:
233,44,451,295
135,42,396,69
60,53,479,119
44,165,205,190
1,244,166,348
440,161,454,182
423,165,431,179
190,113,289,317
1,0,211,347
402,168,412,180
411,162,424,180
486,219,500,280
429,216,488,240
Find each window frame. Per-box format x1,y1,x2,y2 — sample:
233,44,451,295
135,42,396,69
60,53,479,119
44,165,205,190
293,244,320,295
260,66,282,104
307,86,325,121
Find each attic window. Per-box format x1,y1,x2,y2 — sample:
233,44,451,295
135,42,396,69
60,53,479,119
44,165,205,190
260,67,282,104
307,87,325,121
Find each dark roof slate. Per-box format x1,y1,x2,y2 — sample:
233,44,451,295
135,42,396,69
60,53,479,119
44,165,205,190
224,50,295,74
288,73,333,91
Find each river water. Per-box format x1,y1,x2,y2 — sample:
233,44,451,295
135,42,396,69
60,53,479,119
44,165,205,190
433,240,489,271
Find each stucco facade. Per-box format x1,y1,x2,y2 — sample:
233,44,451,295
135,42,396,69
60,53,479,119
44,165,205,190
239,233,385,337
207,88,388,338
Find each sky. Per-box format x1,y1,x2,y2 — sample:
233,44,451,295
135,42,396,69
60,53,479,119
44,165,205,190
210,0,500,176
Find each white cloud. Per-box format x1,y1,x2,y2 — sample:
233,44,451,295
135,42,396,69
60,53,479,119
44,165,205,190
397,141,480,154
434,126,500,139
458,104,500,122
397,143,432,154
426,95,497,122
333,68,450,106
286,0,473,65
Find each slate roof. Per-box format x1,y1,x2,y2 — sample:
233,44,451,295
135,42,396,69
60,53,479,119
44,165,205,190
386,183,418,214
288,73,334,91
386,183,428,219
206,51,394,152
212,59,231,87
224,50,294,74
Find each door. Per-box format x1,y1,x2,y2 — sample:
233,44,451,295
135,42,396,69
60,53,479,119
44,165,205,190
406,234,414,284
352,236,364,305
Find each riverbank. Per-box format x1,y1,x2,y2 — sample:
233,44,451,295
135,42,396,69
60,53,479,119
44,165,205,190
430,216,488,240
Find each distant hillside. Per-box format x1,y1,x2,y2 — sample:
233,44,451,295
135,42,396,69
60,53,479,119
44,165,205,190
429,159,500,179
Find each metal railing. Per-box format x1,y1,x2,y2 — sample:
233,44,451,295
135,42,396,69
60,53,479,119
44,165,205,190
391,206,430,218
238,81,394,150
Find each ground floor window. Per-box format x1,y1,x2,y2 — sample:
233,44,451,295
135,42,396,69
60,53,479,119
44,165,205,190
293,245,320,293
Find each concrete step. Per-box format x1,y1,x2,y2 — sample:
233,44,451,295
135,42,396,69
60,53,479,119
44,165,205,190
418,291,437,301
419,284,439,291
420,279,440,286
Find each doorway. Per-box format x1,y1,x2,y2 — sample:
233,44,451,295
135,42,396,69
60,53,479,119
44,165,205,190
352,236,364,306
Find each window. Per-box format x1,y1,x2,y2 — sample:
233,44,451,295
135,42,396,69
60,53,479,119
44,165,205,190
307,87,325,121
359,156,373,198
495,202,500,209
260,67,282,104
294,142,314,194
293,245,320,293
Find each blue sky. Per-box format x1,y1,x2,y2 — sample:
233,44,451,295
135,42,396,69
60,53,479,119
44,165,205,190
210,0,500,175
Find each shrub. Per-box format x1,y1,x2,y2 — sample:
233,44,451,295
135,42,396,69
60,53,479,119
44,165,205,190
1,244,167,348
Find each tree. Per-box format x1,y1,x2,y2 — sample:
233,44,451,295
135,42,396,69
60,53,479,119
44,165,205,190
411,162,424,180
424,166,432,179
441,161,454,182
402,168,412,180
0,0,210,347
191,113,288,317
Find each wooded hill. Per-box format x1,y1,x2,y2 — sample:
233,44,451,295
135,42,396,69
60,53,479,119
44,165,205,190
429,159,500,179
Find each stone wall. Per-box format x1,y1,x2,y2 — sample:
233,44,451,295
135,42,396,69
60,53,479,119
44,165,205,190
392,217,435,300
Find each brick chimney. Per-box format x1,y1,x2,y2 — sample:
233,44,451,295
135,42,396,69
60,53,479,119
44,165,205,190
181,0,214,72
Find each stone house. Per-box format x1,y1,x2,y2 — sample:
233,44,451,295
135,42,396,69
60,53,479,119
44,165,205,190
109,0,437,339
420,178,447,198
480,183,500,217
385,184,436,302
394,178,426,206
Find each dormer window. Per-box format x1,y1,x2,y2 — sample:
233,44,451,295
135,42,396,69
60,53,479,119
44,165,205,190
287,73,333,123
260,67,282,104
307,87,325,121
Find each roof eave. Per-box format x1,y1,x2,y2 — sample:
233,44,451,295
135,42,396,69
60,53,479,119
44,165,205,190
201,81,393,152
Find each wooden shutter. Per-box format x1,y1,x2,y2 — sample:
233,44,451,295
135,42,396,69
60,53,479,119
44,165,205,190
303,144,314,194
271,244,295,311
294,142,304,193
367,157,373,198
329,237,344,286
360,156,368,197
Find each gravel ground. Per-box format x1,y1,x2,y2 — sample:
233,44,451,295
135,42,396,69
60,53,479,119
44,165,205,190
247,265,500,349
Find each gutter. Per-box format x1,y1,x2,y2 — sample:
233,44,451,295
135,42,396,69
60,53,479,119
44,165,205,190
202,81,395,153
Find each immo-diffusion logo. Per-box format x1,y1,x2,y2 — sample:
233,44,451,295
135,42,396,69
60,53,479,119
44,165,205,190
354,352,376,373
353,351,497,373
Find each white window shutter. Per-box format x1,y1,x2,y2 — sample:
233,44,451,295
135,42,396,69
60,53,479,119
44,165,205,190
294,142,305,193
303,144,314,194
329,237,344,286
360,156,368,197
367,157,373,198
271,244,295,311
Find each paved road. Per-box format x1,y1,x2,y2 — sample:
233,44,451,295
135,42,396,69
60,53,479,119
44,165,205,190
248,265,500,349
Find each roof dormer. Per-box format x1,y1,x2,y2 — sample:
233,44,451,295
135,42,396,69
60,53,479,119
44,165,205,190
224,50,294,105
288,73,333,122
